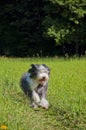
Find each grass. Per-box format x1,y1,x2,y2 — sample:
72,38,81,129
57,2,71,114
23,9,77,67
0,57,86,130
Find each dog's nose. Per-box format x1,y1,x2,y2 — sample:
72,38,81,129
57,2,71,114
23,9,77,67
43,76,46,80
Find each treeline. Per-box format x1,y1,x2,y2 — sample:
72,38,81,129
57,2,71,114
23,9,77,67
0,0,86,57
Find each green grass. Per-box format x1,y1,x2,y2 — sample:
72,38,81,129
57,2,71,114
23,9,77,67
0,57,86,130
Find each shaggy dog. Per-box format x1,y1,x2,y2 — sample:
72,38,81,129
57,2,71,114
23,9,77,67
20,64,50,109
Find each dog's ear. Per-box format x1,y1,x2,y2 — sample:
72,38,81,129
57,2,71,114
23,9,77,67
31,64,39,69
42,64,47,68
28,64,38,78
28,64,36,73
31,64,36,68
43,64,50,69
42,64,51,74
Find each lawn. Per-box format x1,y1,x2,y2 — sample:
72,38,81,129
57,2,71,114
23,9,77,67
0,57,86,130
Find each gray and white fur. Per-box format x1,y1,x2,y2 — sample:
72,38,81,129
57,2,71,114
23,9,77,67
20,64,50,109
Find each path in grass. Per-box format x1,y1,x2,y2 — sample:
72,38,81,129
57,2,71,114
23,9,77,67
0,58,86,130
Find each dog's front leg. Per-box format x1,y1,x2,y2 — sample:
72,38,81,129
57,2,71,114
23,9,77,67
40,87,49,109
40,98,49,109
31,90,40,108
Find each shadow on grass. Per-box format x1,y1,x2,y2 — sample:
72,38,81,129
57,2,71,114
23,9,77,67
7,91,86,129
8,91,30,105
47,106,86,129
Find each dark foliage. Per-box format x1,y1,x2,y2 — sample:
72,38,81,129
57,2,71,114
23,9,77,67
0,0,86,57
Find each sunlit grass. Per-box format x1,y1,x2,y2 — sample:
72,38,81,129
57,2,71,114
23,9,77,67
0,57,86,130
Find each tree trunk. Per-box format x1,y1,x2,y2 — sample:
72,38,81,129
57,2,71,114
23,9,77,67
75,43,78,55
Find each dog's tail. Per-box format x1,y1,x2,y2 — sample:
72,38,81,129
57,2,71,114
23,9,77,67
20,73,32,99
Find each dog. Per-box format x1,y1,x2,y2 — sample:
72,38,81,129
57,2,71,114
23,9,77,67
20,64,50,109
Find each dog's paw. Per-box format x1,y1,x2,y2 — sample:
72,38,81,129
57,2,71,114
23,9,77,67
30,102,38,108
40,98,49,109
32,91,40,104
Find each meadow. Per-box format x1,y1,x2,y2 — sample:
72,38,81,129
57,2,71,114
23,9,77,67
0,57,86,130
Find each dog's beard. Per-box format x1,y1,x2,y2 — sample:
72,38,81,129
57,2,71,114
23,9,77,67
36,73,49,85
38,78,48,85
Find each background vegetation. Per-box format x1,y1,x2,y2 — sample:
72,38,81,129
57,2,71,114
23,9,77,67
0,58,86,130
0,0,86,57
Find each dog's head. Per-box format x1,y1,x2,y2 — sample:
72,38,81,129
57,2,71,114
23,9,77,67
28,64,50,85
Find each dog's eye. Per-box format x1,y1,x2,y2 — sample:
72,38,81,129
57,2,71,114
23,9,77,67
30,72,37,78
42,70,47,73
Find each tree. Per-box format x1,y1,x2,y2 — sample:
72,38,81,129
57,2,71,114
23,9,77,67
0,0,45,56
43,0,86,55
0,0,86,57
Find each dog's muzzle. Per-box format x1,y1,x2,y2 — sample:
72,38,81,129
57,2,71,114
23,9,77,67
38,76,49,85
